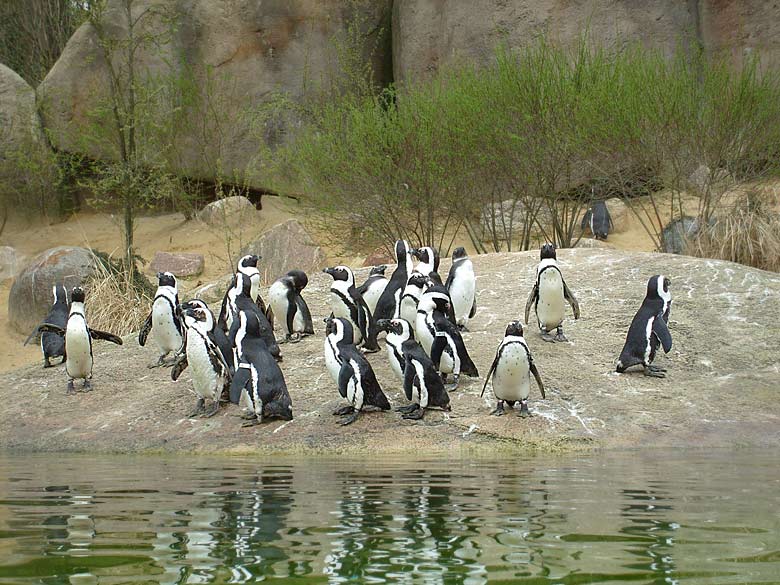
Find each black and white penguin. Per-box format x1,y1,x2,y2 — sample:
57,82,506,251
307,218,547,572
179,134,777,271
376,318,414,381
399,271,429,325
24,284,69,368
356,265,388,317
38,287,123,394
229,311,293,426
481,321,545,417
227,273,281,362
616,275,673,378
323,265,379,352
415,285,479,389
329,321,391,425
184,298,234,374
324,316,352,383
218,254,272,332
411,246,443,285
444,247,477,330
138,271,184,367
172,300,232,417
268,269,314,343
581,201,613,240
395,339,451,420
372,240,414,334
524,243,581,342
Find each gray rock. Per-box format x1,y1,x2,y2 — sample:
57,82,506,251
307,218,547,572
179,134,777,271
8,246,96,334
149,252,204,277
480,199,552,242
0,246,21,281
197,196,255,226
661,217,700,255
604,198,630,233
191,274,233,306
240,219,326,284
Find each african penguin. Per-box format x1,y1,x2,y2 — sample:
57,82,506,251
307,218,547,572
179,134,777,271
24,284,69,368
37,287,123,394
399,271,429,325
172,300,231,417
376,318,414,381
411,246,443,285
356,265,388,317
229,311,293,426
268,269,314,343
138,272,184,367
323,265,379,352
184,298,234,374
372,240,414,336
324,316,352,383
445,247,477,330
481,321,545,417
218,254,272,332
227,273,281,362
581,201,613,241
524,243,581,342
395,339,451,420
616,275,673,378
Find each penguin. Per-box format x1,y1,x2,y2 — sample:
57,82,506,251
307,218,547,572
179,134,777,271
581,201,613,240
324,316,352,383
323,265,379,352
399,271,429,325
481,321,546,417
268,269,314,343
182,298,234,374
329,321,391,426
372,240,414,335
376,318,414,381
138,272,184,367
227,273,281,362
24,284,69,368
411,246,443,285
524,243,581,342
444,247,477,330
616,275,673,378
172,300,231,417
37,287,123,394
395,339,452,420
415,285,479,389
218,254,272,332
356,265,388,316
229,311,293,426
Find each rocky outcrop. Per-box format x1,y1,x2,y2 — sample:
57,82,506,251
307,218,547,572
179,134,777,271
38,0,392,188
149,251,204,277
700,1,780,71
197,196,255,226
240,219,327,283
8,246,96,334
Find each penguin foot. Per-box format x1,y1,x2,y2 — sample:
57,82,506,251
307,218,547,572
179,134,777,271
241,417,261,427
490,402,506,416
66,380,76,395
43,358,53,368
361,346,380,354
518,401,531,418
554,330,569,343
445,376,460,392
402,407,425,420
457,324,470,332
289,333,302,344
333,405,355,416
643,366,666,378
202,401,220,418
646,364,667,373
188,398,206,418
82,379,93,392
541,332,556,343
395,404,419,414
239,410,257,420
340,412,360,426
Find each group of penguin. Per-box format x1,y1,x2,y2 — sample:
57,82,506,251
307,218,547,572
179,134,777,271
26,238,674,427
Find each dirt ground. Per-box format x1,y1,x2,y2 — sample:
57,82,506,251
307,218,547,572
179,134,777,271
1,247,778,455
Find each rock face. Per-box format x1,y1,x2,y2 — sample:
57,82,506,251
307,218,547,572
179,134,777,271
8,246,96,334
38,0,392,188
197,196,255,226
240,219,327,283
149,251,204,277
0,246,21,281
700,1,780,71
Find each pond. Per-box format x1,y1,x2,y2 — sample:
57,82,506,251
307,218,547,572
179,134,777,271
0,450,777,584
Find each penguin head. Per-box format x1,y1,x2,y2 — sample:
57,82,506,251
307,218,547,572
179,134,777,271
369,265,387,277
376,318,413,339
406,271,428,289
505,320,525,338
286,269,309,292
325,316,354,345
157,271,177,289
540,243,557,260
52,284,69,306
395,240,411,263
648,274,671,301
412,246,439,272
182,299,214,330
323,266,354,286
452,247,467,261
238,254,260,270
419,286,450,313
70,286,86,303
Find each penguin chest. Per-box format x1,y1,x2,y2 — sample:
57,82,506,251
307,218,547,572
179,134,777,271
400,290,421,324
346,361,365,410
152,298,182,353
269,283,292,334
537,271,565,329
329,289,363,343
65,321,92,379
385,336,405,380
492,345,531,401
450,266,476,324
324,337,341,383
415,313,435,354
434,332,457,374
411,361,429,407
363,280,387,316
187,337,221,400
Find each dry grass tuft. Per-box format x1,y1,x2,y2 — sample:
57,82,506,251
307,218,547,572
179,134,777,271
689,189,780,272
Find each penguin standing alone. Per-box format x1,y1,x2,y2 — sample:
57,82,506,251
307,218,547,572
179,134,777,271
395,339,451,420
445,247,477,330
581,201,613,241
616,275,673,378
524,243,581,342
323,265,379,352
481,321,545,417
24,284,69,368
356,265,388,317
268,269,314,343
138,272,184,367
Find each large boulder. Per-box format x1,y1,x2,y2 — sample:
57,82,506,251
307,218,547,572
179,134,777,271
38,0,393,188
240,219,327,283
149,251,204,278
197,196,255,226
8,247,96,334
700,1,780,71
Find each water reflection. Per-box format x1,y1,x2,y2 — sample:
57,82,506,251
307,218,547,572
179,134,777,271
0,451,777,584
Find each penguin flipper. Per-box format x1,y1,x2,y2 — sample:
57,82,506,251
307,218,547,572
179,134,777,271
229,363,251,404
89,329,123,345
337,363,352,400
562,280,581,320
530,360,546,399
652,315,673,353
430,335,447,369
171,355,188,381
37,323,65,337
23,325,43,346
469,297,477,319
266,306,275,332
297,296,315,335
524,285,538,325
480,350,501,398
138,312,153,347
581,209,592,232
402,357,416,402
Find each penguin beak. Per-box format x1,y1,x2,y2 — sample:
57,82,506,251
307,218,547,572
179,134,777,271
410,248,421,259
157,272,164,280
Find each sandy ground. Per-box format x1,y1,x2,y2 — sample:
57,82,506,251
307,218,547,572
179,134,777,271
1,248,778,455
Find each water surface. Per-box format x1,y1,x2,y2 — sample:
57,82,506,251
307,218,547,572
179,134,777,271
0,450,777,584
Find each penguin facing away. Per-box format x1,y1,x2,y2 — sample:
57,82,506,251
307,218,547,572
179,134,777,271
324,316,352,383
376,318,414,381
396,339,451,420
268,269,314,343
356,265,388,317
481,321,545,417
445,247,477,330
24,284,69,368
323,265,379,352
37,287,123,394
524,243,581,342
372,240,414,335
227,273,281,362
616,275,673,378
138,271,184,367
581,201,613,240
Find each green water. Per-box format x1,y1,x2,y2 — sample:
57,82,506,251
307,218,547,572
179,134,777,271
0,450,777,584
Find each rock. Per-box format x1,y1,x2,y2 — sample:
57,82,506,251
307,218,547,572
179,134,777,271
661,217,700,255
240,219,326,283
363,248,393,267
604,198,630,234
197,196,255,226
149,252,204,277
191,274,233,305
480,200,553,242
700,1,780,71
8,246,96,334
0,246,21,281
575,237,613,249
38,0,393,189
